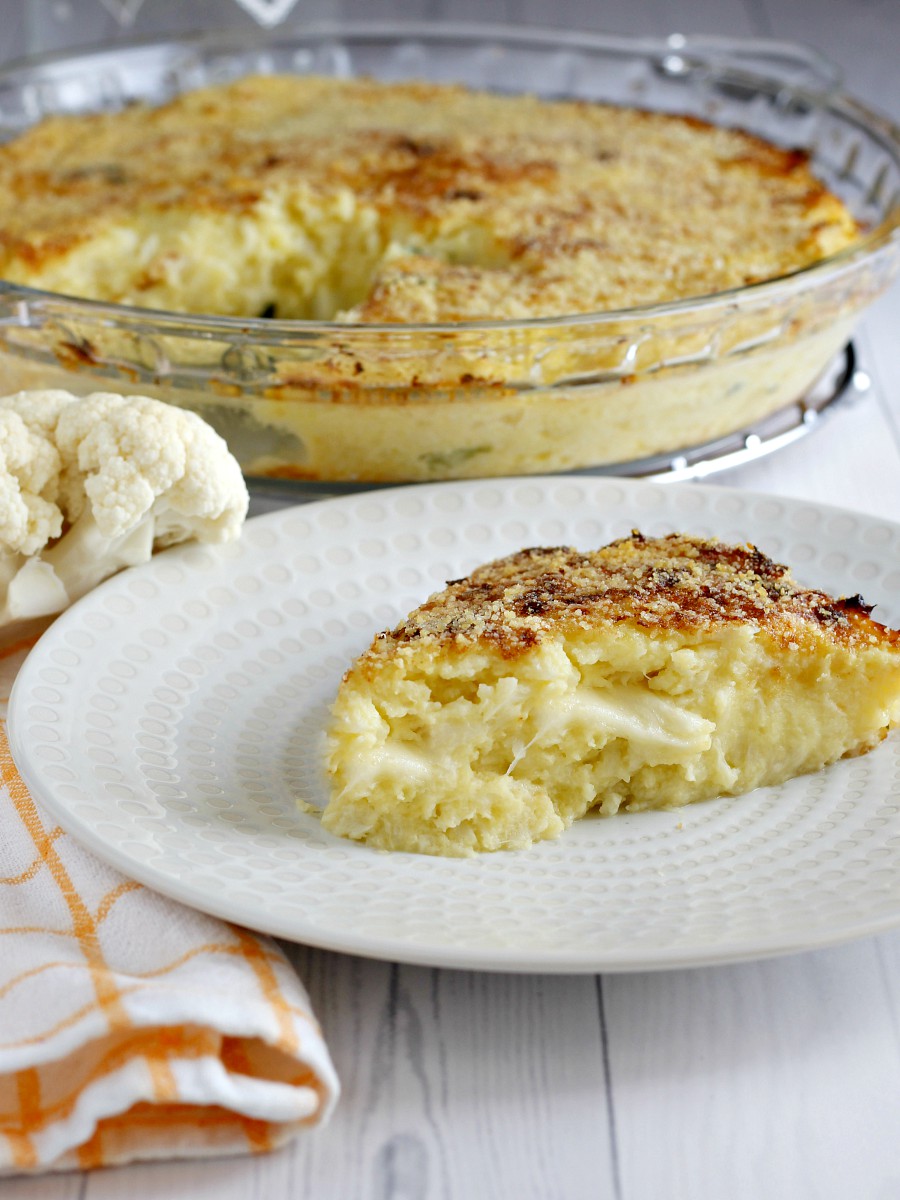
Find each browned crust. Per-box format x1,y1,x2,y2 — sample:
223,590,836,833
366,532,900,661
0,74,859,320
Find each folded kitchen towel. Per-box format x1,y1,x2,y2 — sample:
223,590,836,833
0,635,339,1174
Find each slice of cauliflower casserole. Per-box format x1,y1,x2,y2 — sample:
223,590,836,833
323,533,900,856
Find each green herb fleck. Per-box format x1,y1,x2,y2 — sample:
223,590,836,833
419,445,492,471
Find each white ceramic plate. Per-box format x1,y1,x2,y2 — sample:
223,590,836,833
9,477,900,973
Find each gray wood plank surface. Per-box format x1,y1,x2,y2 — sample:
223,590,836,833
280,950,615,1200
608,937,900,1200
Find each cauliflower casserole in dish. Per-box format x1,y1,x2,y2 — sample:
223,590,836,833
0,26,897,483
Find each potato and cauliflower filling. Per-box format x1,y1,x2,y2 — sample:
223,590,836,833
324,534,900,856
0,389,248,629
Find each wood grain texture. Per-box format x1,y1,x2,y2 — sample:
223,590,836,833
606,937,900,1200
3,2,900,1198
0,1176,82,1198
280,949,615,1200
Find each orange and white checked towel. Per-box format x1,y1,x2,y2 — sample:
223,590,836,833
0,635,339,1174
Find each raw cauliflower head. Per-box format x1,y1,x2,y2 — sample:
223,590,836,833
0,389,249,628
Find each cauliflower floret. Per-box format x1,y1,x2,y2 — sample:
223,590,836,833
0,389,249,630
0,408,63,556
0,388,75,442
55,392,247,543
0,388,94,526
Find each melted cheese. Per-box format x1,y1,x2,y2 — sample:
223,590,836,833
533,683,714,756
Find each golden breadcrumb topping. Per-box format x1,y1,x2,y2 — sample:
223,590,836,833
371,533,897,660
0,75,859,321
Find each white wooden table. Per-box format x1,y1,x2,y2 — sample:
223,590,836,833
6,0,900,1196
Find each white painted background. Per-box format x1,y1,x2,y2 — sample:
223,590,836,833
4,0,900,1196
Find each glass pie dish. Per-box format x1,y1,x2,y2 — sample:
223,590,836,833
0,23,897,487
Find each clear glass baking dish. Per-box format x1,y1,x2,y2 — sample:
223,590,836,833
0,23,897,487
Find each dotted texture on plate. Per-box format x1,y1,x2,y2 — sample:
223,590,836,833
9,477,900,972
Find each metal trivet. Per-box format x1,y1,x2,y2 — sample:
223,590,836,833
592,341,866,483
